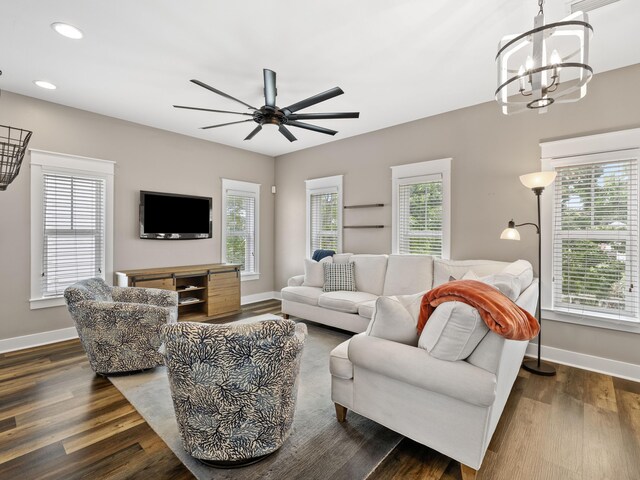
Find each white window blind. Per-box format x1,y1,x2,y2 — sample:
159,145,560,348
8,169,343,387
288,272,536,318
224,191,256,274
42,173,106,297
552,158,639,319
310,190,339,253
397,175,443,256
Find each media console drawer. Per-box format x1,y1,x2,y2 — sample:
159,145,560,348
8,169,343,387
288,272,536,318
115,263,241,321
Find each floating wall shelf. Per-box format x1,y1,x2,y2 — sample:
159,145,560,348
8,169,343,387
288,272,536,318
344,225,385,229
344,203,385,209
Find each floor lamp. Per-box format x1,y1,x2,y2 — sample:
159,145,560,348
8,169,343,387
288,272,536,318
500,171,557,376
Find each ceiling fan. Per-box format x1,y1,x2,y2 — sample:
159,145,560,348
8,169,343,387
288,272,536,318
174,69,359,142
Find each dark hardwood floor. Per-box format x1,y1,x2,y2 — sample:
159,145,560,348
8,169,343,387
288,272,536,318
0,300,638,479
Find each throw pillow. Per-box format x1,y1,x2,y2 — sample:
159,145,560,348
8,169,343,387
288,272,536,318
323,263,356,292
302,257,333,288
454,269,521,302
480,273,521,301
501,259,534,290
366,296,420,346
418,301,489,361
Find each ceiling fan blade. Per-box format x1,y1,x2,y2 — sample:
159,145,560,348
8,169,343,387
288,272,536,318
244,125,263,140
286,112,360,120
191,79,257,110
283,87,344,113
287,120,337,136
263,69,277,108
173,105,253,116
200,119,254,130
278,125,297,142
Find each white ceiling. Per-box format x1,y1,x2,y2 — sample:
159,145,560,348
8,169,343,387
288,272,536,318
1,0,639,157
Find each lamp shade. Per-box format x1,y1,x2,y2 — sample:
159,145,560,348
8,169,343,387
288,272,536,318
500,227,521,241
519,171,557,190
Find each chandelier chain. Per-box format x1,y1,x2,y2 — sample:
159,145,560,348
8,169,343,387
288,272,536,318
538,0,544,15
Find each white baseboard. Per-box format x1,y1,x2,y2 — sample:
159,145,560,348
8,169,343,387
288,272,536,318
241,291,279,305
0,327,78,354
526,343,640,382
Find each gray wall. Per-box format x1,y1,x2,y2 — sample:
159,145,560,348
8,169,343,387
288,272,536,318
0,91,275,341
274,64,640,365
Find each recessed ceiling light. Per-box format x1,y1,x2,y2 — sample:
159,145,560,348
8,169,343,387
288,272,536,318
34,80,57,90
51,22,83,40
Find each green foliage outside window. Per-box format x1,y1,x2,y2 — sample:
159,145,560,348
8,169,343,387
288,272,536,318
557,162,632,312
401,181,443,255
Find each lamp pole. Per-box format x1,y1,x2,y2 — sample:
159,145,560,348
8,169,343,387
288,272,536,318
521,187,556,376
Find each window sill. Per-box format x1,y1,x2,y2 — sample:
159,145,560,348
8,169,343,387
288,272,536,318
542,308,640,334
30,296,66,310
240,273,260,282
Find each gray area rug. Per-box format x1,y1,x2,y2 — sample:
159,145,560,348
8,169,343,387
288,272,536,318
109,316,403,480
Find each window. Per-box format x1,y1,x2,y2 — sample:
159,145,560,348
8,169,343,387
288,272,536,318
391,159,451,258
541,128,640,332
30,150,114,309
305,175,343,258
222,179,260,280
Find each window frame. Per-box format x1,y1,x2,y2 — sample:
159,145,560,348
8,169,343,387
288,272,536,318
221,178,260,281
305,175,343,259
540,128,640,334
391,158,451,259
30,149,115,310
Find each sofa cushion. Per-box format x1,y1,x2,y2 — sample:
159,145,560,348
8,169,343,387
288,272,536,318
433,259,509,287
329,338,355,379
462,270,521,302
382,254,434,296
281,286,323,306
332,253,353,264
396,291,425,320
318,291,378,314
357,300,376,319
302,256,332,288
350,255,388,295
418,301,489,361
502,259,534,290
366,295,420,346
480,273,521,302
323,263,356,292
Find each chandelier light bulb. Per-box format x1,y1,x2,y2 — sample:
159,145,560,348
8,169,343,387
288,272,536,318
525,56,534,71
518,65,527,91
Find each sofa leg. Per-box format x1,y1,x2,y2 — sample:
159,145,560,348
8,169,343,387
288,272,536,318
282,313,290,319
460,464,477,480
334,403,347,423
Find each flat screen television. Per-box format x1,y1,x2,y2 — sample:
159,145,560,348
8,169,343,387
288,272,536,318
140,191,212,240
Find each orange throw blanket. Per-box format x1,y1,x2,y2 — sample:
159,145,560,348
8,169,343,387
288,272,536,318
418,280,540,341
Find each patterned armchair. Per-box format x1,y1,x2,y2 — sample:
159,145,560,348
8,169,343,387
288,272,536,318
161,319,307,467
64,277,178,375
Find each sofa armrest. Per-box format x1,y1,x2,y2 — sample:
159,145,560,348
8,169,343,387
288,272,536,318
111,286,179,308
287,275,305,287
348,334,497,407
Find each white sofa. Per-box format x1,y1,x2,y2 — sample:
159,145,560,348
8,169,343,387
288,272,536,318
281,254,523,333
282,254,537,479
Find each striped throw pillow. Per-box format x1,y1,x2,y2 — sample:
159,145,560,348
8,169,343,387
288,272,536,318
323,263,356,292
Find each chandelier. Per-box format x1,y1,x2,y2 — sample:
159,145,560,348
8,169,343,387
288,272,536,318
495,0,593,115
0,125,32,191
